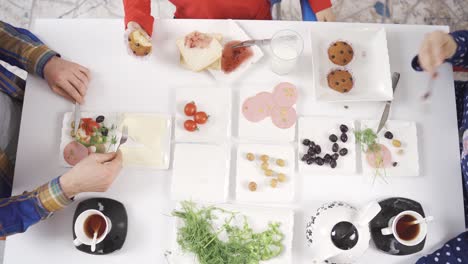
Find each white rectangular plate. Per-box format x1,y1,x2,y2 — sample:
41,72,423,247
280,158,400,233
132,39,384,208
238,86,297,142
119,113,172,169
171,143,230,202
236,144,295,203
310,25,392,102
360,120,419,177
208,20,264,83
298,116,357,175
170,204,294,264
174,86,231,143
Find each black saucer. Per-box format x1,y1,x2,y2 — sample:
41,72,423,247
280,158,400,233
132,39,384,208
72,198,128,255
369,197,426,255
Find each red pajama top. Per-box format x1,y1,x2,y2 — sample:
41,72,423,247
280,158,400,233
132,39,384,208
124,0,332,36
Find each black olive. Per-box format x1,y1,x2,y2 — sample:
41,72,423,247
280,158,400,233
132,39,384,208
309,141,316,148
340,124,349,133
324,154,332,163
96,115,105,123
340,133,348,143
384,131,394,139
339,148,348,156
315,157,324,166
332,143,339,152
101,127,109,136
308,147,316,155
332,153,339,160
329,134,338,142
314,145,322,154
302,139,311,146
392,162,398,167
307,158,315,165
330,159,337,168
301,154,310,161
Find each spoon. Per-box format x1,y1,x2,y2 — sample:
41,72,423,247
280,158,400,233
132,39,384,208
409,216,434,226
91,231,97,252
421,72,439,101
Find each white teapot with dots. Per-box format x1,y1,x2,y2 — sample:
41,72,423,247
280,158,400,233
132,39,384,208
306,201,381,263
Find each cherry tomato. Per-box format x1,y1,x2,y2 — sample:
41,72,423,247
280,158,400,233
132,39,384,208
184,120,198,132
194,112,209,124
184,102,197,116
80,118,99,136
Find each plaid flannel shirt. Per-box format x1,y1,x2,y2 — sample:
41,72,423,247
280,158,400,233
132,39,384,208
0,20,72,237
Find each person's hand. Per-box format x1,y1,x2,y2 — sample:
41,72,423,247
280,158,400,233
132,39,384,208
60,151,123,198
43,56,90,104
316,8,336,22
418,31,457,75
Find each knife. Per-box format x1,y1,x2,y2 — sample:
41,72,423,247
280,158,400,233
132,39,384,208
73,102,81,135
376,72,401,133
231,35,298,49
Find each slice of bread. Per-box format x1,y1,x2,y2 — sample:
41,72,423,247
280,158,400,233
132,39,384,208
176,32,223,72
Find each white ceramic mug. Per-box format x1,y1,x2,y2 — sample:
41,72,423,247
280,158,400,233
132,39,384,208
73,209,112,250
380,210,427,246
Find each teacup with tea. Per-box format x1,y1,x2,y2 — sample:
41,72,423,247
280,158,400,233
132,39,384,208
381,210,432,246
73,209,112,252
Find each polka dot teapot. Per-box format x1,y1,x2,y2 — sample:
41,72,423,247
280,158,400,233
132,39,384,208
306,201,381,263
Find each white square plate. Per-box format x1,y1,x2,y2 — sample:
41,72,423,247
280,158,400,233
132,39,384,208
298,116,357,175
238,86,297,142
360,120,419,177
235,144,295,203
170,204,294,264
171,143,230,202
310,24,392,102
174,86,231,143
60,112,121,167
119,113,172,169
208,20,264,83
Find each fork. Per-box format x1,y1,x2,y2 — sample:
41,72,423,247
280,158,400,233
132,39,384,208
116,125,128,151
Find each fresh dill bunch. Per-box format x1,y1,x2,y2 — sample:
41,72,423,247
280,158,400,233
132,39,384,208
172,201,284,264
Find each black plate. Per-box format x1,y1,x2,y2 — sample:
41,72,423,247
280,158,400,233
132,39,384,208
72,198,128,255
370,197,426,255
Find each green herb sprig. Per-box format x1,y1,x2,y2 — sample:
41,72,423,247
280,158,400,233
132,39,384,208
172,201,284,264
354,128,387,183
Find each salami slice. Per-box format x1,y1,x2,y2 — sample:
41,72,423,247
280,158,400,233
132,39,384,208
272,82,298,107
271,106,297,129
64,141,89,166
242,96,269,122
366,144,392,168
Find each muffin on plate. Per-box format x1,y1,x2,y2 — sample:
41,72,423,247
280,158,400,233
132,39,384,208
327,69,354,93
328,41,354,66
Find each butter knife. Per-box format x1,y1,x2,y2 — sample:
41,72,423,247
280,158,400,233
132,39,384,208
376,72,401,133
73,102,81,135
232,35,298,49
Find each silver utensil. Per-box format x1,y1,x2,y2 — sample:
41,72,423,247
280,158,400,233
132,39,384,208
377,72,401,133
116,125,128,151
73,102,81,135
421,72,438,101
232,35,298,49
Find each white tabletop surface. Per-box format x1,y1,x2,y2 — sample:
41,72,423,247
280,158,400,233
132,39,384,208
4,19,465,264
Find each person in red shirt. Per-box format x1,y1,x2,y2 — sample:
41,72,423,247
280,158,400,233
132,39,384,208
123,0,334,40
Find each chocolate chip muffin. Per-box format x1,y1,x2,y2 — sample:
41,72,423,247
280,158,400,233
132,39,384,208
328,41,354,66
128,29,152,56
327,69,354,93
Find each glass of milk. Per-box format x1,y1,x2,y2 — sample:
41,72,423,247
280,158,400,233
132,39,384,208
270,30,304,75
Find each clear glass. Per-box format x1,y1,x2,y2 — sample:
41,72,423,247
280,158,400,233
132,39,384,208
269,30,304,75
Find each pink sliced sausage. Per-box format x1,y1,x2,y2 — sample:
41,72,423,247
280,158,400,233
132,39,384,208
64,141,89,166
255,92,275,116
366,144,392,168
242,96,269,122
270,106,297,129
272,82,298,107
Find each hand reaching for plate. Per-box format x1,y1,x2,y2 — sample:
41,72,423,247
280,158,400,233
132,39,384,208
43,56,90,104
60,151,123,199
418,31,457,75
316,8,336,22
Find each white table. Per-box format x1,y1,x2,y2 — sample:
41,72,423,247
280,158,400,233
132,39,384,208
4,19,465,264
